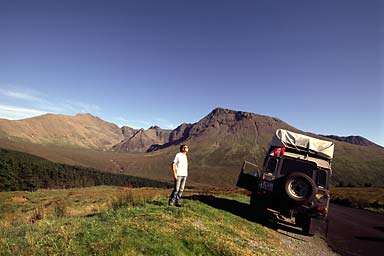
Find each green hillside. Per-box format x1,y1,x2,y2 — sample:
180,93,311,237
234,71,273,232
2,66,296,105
1,132,383,188
330,187,384,213
330,142,384,187
0,186,329,256
0,148,170,191
1,108,383,188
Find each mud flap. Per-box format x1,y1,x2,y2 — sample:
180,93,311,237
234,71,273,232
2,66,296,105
309,218,328,238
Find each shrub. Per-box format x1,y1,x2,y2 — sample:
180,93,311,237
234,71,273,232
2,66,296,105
54,201,67,218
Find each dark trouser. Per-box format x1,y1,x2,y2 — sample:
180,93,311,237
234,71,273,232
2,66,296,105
169,176,187,205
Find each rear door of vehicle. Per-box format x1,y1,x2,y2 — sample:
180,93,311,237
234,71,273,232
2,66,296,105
236,161,261,191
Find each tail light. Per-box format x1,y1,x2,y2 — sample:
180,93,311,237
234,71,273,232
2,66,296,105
316,206,328,216
273,147,285,157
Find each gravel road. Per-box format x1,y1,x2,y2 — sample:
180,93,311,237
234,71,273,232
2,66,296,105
189,194,384,256
273,203,384,256
278,230,337,256
190,194,339,255
327,204,384,256
264,210,338,256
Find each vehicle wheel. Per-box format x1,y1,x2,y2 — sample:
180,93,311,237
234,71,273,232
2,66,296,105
284,172,315,204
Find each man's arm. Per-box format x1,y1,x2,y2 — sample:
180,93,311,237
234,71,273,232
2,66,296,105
172,162,177,180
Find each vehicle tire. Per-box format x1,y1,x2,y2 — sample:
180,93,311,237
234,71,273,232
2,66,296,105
284,172,315,204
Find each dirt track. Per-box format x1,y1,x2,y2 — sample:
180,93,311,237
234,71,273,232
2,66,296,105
187,194,338,255
327,204,384,256
188,195,384,256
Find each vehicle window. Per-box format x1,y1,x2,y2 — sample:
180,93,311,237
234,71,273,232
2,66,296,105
316,170,327,187
265,158,277,174
242,161,260,176
280,158,314,177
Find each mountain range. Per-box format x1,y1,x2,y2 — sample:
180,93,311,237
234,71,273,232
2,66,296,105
0,113,123,149
320,135,380,147
0,108,377,151
0,108,383,187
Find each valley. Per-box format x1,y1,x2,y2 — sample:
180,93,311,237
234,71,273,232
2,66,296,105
0,108,383,187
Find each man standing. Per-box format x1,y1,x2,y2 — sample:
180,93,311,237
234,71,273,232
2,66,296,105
169,144,189,207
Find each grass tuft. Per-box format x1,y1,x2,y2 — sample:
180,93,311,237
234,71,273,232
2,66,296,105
53,201,67,218
29,207,45,224
0,186,290,256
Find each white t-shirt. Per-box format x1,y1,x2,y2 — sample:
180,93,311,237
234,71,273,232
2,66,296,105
173,152,188,177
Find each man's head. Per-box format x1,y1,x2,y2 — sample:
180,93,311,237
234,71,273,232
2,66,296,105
180,144,189,153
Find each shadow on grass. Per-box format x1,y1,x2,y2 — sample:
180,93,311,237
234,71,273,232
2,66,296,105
185,194,305,239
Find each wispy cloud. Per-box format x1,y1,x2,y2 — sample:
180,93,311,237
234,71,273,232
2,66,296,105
0,88,45,102
116,117,131,124
0,86,101,120
0,104,48,120
61,100,101,114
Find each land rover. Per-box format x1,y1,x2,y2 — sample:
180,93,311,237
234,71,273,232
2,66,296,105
237,129,334,236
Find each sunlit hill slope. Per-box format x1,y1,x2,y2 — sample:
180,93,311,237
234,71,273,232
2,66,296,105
0,108,383,187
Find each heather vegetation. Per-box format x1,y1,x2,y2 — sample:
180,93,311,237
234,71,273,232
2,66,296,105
0,108,383,188
330,187,384,214
0,187,293,256
0,148,171,191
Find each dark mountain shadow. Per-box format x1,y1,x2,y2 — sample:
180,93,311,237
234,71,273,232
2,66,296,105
147,124,192,152
185,194,305,238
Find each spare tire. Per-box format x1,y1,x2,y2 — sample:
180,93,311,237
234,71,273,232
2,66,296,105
284,172,315,204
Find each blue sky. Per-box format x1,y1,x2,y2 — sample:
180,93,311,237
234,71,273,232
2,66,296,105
0,0,383,146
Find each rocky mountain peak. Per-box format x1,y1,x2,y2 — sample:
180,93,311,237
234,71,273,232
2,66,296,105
321,135,380,147
200,108,255,130
209,107,237,118
75,113,93,117
71,113,93,118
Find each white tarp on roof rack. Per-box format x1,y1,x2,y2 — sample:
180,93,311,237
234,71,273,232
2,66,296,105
271,129,334,160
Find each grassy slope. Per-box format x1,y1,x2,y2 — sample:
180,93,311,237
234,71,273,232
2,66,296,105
330,142,384,187
1,136,383,188
330,187,384,213
0,148,171,191
0,138,263,188
0,187,291,256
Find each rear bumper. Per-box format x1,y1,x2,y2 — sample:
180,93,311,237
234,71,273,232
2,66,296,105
253,191,328,218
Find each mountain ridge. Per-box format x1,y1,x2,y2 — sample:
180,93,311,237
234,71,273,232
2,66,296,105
112,126,172,152
0,107,380,150
114,107,299,152
0,112,124,149
0,107,383,187
320,134,382,148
